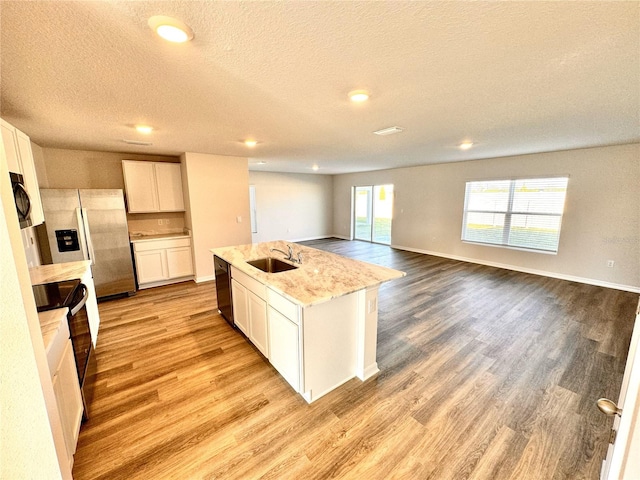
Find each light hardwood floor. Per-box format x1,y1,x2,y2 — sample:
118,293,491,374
73,239,639,479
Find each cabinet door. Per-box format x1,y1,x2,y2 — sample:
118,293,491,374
248,291,269,358
122,160,159,212
232,279,249,336
155,163,185,212
0,118,21,173
268,306,300,392
52,340,83,464
135,250,167,284
166,246,193,278
15,129,44,225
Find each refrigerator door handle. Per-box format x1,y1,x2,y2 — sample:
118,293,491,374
75,207,90,261
81,207,96,265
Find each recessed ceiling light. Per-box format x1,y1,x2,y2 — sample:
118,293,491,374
459,141,474,150
312,164,319,171
256,161,267,165
373,126,404,136
148,16,194,43
135,125,153,134
348,90,370,102
244,139,258,148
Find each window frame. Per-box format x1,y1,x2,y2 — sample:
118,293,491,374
461,175,569,254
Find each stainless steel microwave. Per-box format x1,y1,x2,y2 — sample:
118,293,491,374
10,172,32,229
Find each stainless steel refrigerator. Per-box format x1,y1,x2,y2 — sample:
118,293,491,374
38,189,135,298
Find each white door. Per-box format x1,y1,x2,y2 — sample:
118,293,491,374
135,250,167,284
231,279,249,336
601,307,640,479
166,247,193,278
248,291,268,357
155,163,184,211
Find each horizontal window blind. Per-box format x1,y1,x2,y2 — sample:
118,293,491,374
462,177,569,253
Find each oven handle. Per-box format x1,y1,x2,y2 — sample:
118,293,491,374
70,284,88,316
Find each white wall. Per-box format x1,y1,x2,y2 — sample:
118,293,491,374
248,171,333,243
1,137,68,478
333,144,640,291
181,153,252,281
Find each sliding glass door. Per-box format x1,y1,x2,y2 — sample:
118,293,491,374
354,184,394,244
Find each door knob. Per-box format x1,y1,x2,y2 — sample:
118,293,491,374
597,398,622,416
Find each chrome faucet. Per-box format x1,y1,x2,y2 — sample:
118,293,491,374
270,244,303,264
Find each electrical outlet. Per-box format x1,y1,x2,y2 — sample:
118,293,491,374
607,260,615,268
158,219,163,225
236,216,242,223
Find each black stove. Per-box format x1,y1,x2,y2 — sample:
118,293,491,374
32,278,95,420
33,279,81,312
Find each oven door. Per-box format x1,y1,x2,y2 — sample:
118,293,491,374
68,284,96,420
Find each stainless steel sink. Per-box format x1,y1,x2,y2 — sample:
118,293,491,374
247,257,298,273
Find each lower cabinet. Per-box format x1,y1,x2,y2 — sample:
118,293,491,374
267,306,300,392
52,339,83,469
231,278,249,335
132,237,194,289
231,271,268,357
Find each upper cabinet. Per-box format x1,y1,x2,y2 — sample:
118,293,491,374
0,118,45,225
122,160,185,213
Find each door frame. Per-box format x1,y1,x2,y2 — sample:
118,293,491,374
602,305,640,479
351,184,394,245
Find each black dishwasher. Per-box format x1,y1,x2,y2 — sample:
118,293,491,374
214,255,233,327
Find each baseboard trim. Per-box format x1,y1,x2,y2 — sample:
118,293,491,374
391,244,640,294
289,235,336,242
195,275,215,284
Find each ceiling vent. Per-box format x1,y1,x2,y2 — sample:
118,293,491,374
373,126,404,136
122,139,153,146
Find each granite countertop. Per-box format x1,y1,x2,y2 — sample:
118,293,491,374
211,240,405,307
129,230,191,242
30,260,91,286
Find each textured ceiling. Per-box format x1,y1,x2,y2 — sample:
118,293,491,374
1,1,638,174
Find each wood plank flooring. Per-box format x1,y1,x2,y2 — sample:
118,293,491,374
72,239,639,479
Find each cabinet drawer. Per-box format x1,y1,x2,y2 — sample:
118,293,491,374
231,266,266,300
133,237,191,252
267,288,300,324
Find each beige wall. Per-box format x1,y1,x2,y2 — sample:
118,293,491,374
333,144,640,291
248,171,333,243
181,152,252,281
39,148,178,189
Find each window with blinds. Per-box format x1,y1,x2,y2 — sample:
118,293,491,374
462,177,569,253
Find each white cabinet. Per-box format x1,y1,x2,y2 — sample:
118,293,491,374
230,267,269,358
268,305,301,392
155,163,185,211
52,339,83,470
1,118,44,225
248,291,269,357
132,237,194,288
135,249,166,284
1,117,21,173
232,278,250,336
16,129,44,225
122,160,184,213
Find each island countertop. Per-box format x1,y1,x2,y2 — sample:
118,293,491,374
211,240,405,307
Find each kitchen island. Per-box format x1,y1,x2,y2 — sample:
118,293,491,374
211,240,404,403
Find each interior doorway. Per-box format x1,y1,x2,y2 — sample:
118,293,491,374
353,184,394,244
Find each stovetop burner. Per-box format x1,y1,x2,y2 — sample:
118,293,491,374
32,279,81,312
